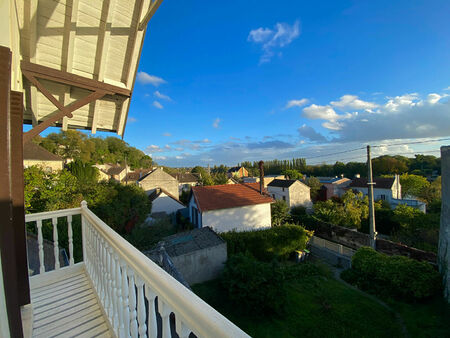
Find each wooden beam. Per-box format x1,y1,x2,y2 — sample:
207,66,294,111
62,0,80,130
92,0,116,134
0,45,24,338
23,90,107,144
27,0,39,126
138,0,164,31
22,70,67,113
117,97,130,137
21,60,131,97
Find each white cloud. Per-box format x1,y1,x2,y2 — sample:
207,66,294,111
162,132,172,137
427,93,443,104
212,118,221,128
153,156,167,160
128,117,137,123
248,20,300,64
286,98,309,109
384,93,419,112
154,91,172,101
444,86,450,91
153,101,163,109
302,104,340,121
331,95,377,110
144,144,163,155
137,72,166,86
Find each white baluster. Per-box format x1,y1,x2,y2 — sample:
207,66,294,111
81,200,88,262
128,269,139,337
175,317,191,338
160,300,172,338
121,261,130,337
115,255,125,337
111,250,119,333
145,286,157,338
36,220,45,274
52,217,60,270
101,240,109,314
136,277,147,337
67,215,74,265
107,246,115,323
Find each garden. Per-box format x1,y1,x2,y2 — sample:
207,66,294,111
192,225,450,337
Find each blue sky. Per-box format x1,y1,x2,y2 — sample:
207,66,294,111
41,0,450,166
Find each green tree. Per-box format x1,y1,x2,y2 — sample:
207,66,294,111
282,169,303,180
400,174,430,199
213,172,228,185
271,200,291,226
305,177,321,200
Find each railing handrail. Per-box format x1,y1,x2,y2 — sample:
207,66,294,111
81,205,249,338
25,207,82,222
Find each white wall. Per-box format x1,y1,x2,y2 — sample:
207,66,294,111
202,203,271,233
352,187,394,202
267,185,289,203
151,193,185,215
288,181,312,208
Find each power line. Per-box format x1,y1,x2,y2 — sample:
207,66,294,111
303,146,365,160
372,137,450,148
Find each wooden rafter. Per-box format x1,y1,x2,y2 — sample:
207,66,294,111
138,0,163,31
22,69,107,144
21,61,131,97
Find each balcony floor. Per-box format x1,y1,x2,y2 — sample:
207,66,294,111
29,264,113,337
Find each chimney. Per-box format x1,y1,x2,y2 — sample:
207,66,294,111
258,161,264,195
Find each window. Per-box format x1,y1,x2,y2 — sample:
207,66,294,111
380,194,386,200
272,194,276,199
282,196,286,201
282,188,285,192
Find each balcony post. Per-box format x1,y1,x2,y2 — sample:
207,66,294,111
81,200,88,262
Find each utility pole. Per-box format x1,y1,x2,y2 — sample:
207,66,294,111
367,145,377,249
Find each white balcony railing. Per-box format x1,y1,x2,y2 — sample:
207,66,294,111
26,202,249,338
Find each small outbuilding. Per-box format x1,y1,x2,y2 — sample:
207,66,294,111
148,227,227,285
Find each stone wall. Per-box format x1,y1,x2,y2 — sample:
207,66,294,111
306,216,437,264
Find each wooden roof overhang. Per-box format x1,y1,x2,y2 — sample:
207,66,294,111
16,0,163,139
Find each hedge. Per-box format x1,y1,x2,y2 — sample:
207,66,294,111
341,247,441,301
221,224,313,262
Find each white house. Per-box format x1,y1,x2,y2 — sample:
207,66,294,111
188,183,274,233
267,179,312,208
348,175,401,202
149,188,185,216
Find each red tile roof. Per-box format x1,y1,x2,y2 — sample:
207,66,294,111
191,183,274,212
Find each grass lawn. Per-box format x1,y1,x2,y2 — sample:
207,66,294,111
386,297,450,338
193,265,404,338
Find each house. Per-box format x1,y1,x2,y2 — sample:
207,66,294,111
171,172,200,193
227,177,240,184
1,1,248,336
94,163,130,182
227,166,249,178
318,176,352,199
122,168,152,185
138,167,179,198
348,175,401,203
145,227,227,285
23,142,64,172
189,183,274,233
267,179,312,208
242,175,284,186
148,188,185,217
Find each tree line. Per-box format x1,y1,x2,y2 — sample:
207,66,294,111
34,130,153,169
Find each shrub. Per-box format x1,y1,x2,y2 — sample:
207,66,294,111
221,224,313,262
221,254,287,315
343,247,441,301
